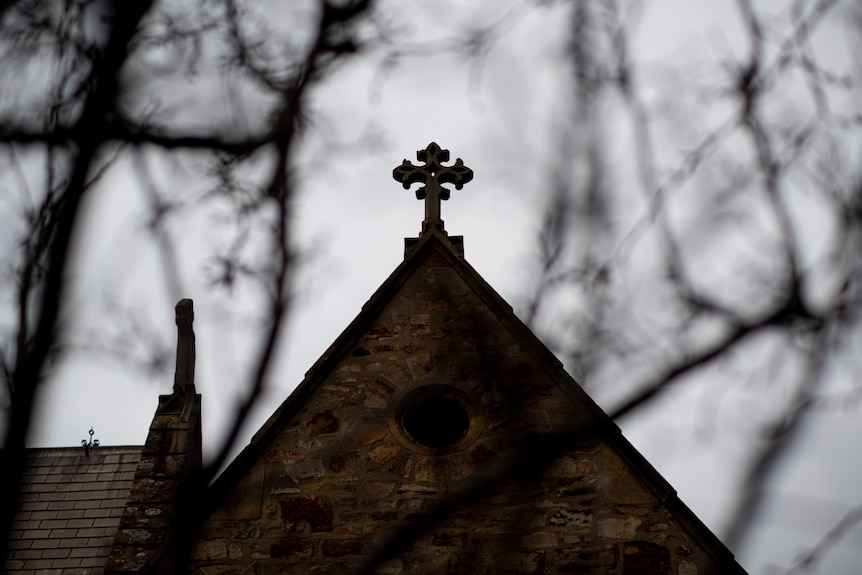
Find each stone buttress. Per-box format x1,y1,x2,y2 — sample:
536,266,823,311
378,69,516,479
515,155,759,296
107,299,203,574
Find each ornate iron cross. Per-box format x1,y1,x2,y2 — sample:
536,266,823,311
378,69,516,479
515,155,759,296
393,142,473,233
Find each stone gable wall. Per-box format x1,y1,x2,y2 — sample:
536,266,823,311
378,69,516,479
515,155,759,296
188,251,723,575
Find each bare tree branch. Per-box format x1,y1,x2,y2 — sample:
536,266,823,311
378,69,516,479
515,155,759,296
786,503,862,574
1,0,157,545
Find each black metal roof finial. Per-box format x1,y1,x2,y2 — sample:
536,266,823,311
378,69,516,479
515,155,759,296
81,427,100,456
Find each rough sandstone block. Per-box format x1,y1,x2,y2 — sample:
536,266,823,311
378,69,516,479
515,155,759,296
623,541,670,575
321,538,366,557
279,496,333,532
270,537,313,557
308,411,340,436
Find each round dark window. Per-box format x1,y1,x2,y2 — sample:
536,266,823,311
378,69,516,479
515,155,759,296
401,392,470,449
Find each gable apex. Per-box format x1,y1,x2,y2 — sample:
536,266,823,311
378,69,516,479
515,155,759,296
207,228,517,502
200,227,747,575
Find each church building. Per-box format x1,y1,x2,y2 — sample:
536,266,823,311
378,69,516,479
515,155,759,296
5,144,748,575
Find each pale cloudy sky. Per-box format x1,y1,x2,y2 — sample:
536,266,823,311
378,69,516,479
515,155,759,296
7,1,862,574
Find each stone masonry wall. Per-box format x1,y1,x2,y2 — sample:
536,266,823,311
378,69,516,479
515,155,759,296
188,248,724,575
107,394,202,573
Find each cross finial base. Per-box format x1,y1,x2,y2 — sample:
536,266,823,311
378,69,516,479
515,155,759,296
422,218,446,235
405,234,464,259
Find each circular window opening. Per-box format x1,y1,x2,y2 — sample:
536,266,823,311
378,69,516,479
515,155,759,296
401,392,470,449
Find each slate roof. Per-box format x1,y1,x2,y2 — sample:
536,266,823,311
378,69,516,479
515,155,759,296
4,446,143,575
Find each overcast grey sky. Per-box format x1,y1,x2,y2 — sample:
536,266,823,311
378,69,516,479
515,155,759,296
5,1,861,574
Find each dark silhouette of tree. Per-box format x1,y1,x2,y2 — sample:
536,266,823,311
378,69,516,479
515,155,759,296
0,0,373,552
